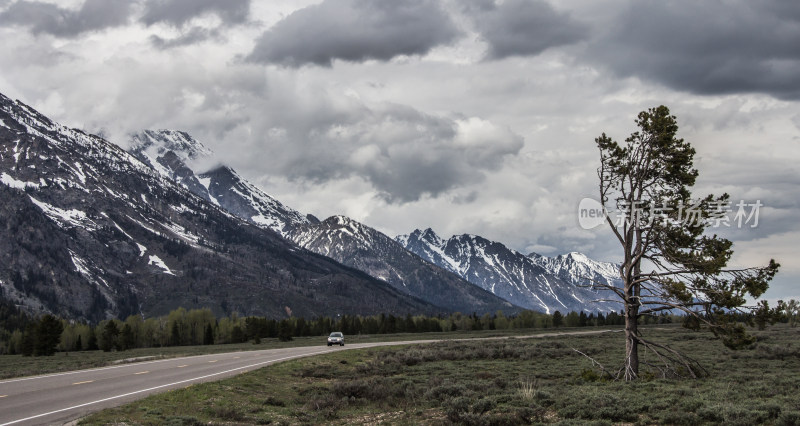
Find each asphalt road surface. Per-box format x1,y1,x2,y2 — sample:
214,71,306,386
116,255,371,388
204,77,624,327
0,340,438,425
0,330,619,425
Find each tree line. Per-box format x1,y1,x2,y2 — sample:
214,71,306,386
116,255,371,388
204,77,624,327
2,300,797,356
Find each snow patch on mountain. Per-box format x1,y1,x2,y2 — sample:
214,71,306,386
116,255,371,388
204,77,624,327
529,252,622,289
28,196,97,230
130,130,212,165
148,254,175,275
1,172,40,189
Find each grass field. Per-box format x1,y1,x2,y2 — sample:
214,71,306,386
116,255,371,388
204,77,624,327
0,327,576,380
78,325,800,425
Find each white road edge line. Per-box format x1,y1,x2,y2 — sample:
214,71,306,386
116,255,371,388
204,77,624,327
0,348,304,384
0,348,341,426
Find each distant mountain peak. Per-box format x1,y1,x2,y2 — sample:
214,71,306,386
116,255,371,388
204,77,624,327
529,252,621,291
420,227,438,236
564,252,589,261
326,214,358,226
128,131,309,238
130,129,211,163
202,164,237,179
405,227,445,247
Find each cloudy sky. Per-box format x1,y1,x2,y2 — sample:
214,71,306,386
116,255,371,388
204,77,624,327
1,0,798,301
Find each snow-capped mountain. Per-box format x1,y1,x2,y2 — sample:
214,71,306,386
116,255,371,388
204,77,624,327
130,129,212,164
129,130,217,204
129,130,309,238
0,92,439,321
128,130,518,314
289,216,518,314
397,229,619,313
529,252,622,290
124,128,619,315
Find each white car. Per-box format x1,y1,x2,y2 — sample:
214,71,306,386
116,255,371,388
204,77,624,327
327,332,344,346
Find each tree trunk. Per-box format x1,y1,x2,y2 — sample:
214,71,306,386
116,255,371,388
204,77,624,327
624,303,639,380
623,238,642,381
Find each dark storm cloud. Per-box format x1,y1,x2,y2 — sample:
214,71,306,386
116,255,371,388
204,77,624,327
150,27,221,49
0,0,133,37
592,0,800,100
141,0,249,27
253,103,523,203
465,0,587,60
246,0,461,67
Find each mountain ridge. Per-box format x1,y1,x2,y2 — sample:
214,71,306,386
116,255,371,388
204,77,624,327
397,228,620,313
129,130,520,315
0,92,441,321
288,215,518,314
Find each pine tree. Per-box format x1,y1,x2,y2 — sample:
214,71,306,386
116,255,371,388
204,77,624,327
20,323,36,356
100,321,119,352
34,315,63,356
87,327,99,350
552,311,563,327
203,323,214,345
594,106,779,380
231,325,245,343
170,321,181,346
119,324,135,351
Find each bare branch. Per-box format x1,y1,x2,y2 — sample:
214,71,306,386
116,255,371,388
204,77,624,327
572,347,615,380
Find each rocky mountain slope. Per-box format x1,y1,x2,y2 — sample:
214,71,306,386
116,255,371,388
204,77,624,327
129,131,310,238
129,131,519,315
290,216,518,314
0,92,439,321
397,229,620,313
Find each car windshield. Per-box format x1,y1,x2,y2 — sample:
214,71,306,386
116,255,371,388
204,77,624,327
330,333,342,337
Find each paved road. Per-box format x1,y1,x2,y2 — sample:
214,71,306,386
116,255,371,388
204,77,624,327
0,330,620,425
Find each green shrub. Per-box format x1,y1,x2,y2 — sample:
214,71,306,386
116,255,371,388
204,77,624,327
558,393,638,422
580,368,601,382
472,397,496,414
777,411,800,426
658,410,699,425
424,382,468,401
756,343,800,360
206,405,245,421
263,396,285,407
163,415,202,426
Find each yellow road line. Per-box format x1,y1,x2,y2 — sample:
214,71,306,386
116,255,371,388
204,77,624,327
208,360,218,363
134,371,149,375
0,394,8,397
72,380,94,385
